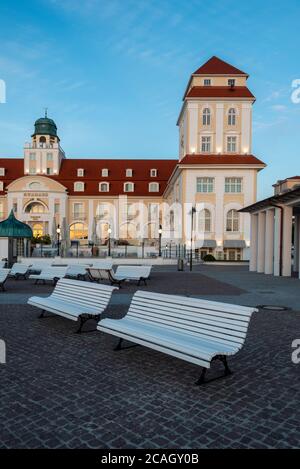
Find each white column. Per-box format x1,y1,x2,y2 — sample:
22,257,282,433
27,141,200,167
264,209,274,274
273,207,281,276
249,213,258,271
282,206,293,277
88,199,94,240
188,102,198,153
257,211,266,273
215,103,224,153
241,103,252,153
293,215,300,274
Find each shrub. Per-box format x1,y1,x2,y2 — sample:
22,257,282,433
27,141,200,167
203,254,216,262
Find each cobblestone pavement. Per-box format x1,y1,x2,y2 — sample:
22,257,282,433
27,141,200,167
1,298,300,448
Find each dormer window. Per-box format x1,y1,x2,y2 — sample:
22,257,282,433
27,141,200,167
204,79,211,86
124,182,134,192
99,182,109,192
150,169,157,177
228,79,235,87
0,168,5,176
77,168,84,177
0,182,3,191
102,168,109,177
126,169,133,177
149,182,159,193
74,182,84,192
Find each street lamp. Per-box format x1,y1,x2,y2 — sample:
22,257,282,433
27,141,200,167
190,206,196,271
56,225,61,256
158,224,162,257
107,227,112,257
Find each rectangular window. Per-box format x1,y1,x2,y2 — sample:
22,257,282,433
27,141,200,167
13,202,17,213
150,169,157,177
0,182,3,191
204,79,211,86
126,169,133,177
0,168,5,176
54,203,60,214
227,136,237,152
225,177,242,193
47,153,53,161
228,79,235,87
101,168,108,177
77,169,84,177
196,177,214,193
73,203,84,218
46,168,53,175
29,153,36,161
201,136,211,152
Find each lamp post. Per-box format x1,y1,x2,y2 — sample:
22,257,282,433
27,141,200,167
158,224,162,257
56,225,61,257
190,206,196,271
107,227,112,257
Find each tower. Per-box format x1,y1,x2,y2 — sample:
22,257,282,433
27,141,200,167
24,112,65,176
177,56,255,160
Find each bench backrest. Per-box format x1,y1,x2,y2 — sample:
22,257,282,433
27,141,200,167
127,290,257,349
10,263,28,274
40,267,68,277
0,268,10,282
0,260,6,268
50,278,117,312
92,261,113,270
116,265,152,278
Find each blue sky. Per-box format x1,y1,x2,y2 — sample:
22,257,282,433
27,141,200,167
0,0,300,198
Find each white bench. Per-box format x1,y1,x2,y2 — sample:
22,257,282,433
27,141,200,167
29,267,68,285
0,268,11,291
115,265,152,285
65,264,89,280
9,263,29,280
97,290,257,384
28,278,118,332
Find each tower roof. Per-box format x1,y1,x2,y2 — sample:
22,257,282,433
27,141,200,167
193,56,248,76
0,210,33,238
32,113,58,137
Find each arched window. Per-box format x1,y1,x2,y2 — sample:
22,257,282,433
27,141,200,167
29,182,41,190
119,222,136,239
69,222,88,240
202,108,211,126
39,136,46,143
124,182,134,192
149,182,159,193
226,209,239,232
74,182,84,192
25,202,47,214
199,209,211,233
99,182,109,192
228,108,236,126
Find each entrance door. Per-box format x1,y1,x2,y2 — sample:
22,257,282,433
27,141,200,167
32,223,43,238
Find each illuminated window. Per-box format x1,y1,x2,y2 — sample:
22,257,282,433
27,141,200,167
69,222,88,240
32,223,43,237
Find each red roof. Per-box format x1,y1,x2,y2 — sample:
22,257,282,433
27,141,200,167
0,158,177,196
186,86,255,99
193,56,248,76
180,154,266,166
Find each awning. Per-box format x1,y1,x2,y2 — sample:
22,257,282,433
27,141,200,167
223,240,246,248
202,240,217,248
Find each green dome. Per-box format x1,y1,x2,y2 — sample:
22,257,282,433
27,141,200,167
32,116,57,137
0,210,33,238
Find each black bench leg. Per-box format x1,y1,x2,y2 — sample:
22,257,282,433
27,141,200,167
195,368,207,385
114,338,123,350
76,314,100,333
218,355,232,376
39,310,45,318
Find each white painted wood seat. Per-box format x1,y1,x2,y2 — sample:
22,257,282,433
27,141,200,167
9,263,29,280
29,267,68,285
98,290,257,384
115,265,152,285
28,278,117,332
0,268,11,291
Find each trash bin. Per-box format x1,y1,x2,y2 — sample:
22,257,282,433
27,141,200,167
177,258,184,271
